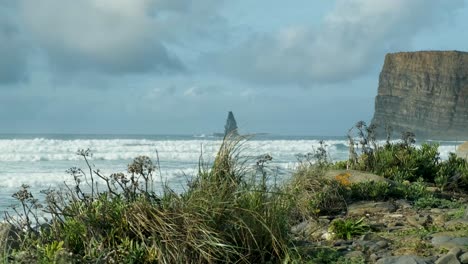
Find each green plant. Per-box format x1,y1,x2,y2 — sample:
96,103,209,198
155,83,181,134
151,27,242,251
414,196,463,209
348,181,391,201
3,136,302,263
39,240,64,263
328,217,370,240
437,153,468,190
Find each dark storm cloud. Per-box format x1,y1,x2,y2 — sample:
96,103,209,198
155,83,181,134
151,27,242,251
208,0,464,85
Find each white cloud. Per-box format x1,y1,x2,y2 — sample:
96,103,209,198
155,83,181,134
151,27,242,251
16,0,226,75
18,0,184,74
211,0,464,85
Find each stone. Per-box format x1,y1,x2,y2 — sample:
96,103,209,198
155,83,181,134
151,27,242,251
290,219,326,240
435,215,447,227
459,252,468,263
395,199,413,210
448,247,463,257
435,253,461,264
347,201,397,216
376,255,429,264
361,233,387,241
324,170,392,184
431,234,468,249
445,219,468,229
371,51,468,140
407,214,432,228
344,250,365,259
457,142,468,161
376,240,389,248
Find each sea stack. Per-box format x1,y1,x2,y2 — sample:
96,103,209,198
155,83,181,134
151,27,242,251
224,111,239,136
371,51,468,140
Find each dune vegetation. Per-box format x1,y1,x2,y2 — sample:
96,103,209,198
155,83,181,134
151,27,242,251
1,123,467,263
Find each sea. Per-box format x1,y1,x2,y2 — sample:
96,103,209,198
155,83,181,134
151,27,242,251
0,134,462,213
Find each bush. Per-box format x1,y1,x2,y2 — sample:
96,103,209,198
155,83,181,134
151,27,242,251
286,163,347,219
436,153,468,191
3,136,296,263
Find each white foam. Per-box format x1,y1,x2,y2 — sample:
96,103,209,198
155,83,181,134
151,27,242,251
0,137,461,212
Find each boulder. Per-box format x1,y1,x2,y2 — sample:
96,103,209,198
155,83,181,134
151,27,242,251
324,170,392,184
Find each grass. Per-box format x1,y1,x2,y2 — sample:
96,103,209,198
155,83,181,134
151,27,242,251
1,135,297,263
1,127,467,263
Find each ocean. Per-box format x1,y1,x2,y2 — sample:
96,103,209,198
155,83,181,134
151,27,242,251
0,134,461,212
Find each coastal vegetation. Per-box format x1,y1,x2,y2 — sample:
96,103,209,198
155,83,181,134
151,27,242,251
1,124,467,263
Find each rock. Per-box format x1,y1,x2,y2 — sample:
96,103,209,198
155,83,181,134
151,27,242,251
347,201,397,216
459,252,468,263
345,250,366,259
431,234,468,249
407,214,432,228
448,247,463,257
445,219,468,229
353,234,390,254
324,170,392,184
290,219,326,240
291,220,310,235
0,223,20,252
371,51,468,140
370,223,388,232
361,233,382,241
224,111,239,136
435,253,461,264
376,255,429,264
395,199,413,210
431,208,444,214
457,142,468,161
388,214,405,218
434,215,447,227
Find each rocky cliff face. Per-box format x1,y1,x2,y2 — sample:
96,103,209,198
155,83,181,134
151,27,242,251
371,51,468,140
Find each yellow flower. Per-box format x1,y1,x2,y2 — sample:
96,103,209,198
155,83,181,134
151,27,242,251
335,172,352,186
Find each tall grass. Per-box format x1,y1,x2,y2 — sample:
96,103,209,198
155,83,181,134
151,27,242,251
2,135,295,263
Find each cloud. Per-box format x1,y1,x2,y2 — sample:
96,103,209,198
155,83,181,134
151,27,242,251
0,6,27,83
16,0,227,76
18,0,186,74
209,0,464,85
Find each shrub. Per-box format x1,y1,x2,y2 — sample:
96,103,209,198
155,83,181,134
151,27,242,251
348,181,392,201
436,153,468,191
413,196,463,209
328,217,370,240
3,136,296,263
287,163,347,219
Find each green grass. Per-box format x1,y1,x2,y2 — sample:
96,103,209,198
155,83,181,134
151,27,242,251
2,135,297,263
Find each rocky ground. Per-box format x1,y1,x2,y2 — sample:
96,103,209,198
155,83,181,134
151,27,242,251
292,195,468,263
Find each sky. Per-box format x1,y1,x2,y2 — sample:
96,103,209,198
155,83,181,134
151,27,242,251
0,0,467,136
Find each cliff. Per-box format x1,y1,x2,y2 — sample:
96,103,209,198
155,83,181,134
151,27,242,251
371,51,468,140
